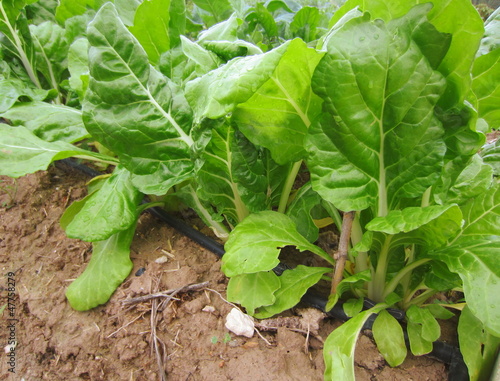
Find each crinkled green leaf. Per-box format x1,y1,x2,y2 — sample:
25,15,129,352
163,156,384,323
1,101,89,143
63,166,142,242
437,154,494,204
0,78,50,112
129,0,173,65
180,35,222,74
255,265,331,319
286,183,322,242
232,38,324,164
472,48,500,131
372,309,407,367
458,305,500,381
481,140,500,176
55,0,106,24
406,304,440,355
29,21,68,90
227,271,280,315
221,211,332,277
330,0,484,108
185,40,290,122
324,305,385,381
194,119,269,224
0,125,112,177
430,184,500,336
477,8,500,57
114,0,141,27
367,204,462,249
192,0,232,23
307,13,447,213
66,223,136,311
83,3,194,195
290,6,320,42
68,37,89,101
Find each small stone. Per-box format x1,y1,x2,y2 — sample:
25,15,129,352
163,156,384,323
225,308,254,338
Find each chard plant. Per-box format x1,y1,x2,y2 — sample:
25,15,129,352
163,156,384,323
0,0,499,380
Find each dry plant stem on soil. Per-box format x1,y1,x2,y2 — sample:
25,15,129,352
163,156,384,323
123,281,210,381
122,281,210,305
331,211,356,294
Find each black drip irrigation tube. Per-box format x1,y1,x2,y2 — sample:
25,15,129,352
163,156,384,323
56,159,469,381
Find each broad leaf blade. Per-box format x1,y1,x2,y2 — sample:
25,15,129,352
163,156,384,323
430,184,500,336
324,305,385,381
64,166,142,242
255,265,331,319
221,211,332,277
195,119,269,224
372,310,407,367
0,78,50,112
458,305,500,381
66,223,136,311
0,125,110,177
472,49,500,131
329,0,484,108
185,40,290,122
1,101,89,143
129,0,172,65
83,3,194,195
227,271,280,315
232,38,324,164
307,14,447,213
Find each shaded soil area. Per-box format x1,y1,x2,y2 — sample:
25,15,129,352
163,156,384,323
0,166,452,380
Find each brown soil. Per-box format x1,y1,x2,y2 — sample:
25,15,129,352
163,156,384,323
0,166,452,380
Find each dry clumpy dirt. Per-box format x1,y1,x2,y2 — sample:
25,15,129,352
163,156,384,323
0,165,451,380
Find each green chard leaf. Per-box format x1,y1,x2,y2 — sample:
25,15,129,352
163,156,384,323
129,0,185,65
221,211,332,277
330,0,484,108
1,101,89,143
29,21,69,95
458,305,500,381
185,40,290,122
430,183,500,336
477,8,500,57
406,304,441,355
472,48,500,131
324,305,386,381
227,271,280,315
481,140,500,176
372,309,407,367
306,12,447,214
83,3,195,195
61,166,143,242
0,124,113,177
255,265,331,319
68,37,89,102
286,182,323,242
0,78,50,112
55,0,106,24
66,222,136,311
232,38,324,164
194,119,269,225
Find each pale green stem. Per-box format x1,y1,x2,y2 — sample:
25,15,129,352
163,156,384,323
277,160,302,214
188,186,230,240
383,258,432,300
421,186,432,208
350,213,368,273
370,234,392,302
406,289,437,308
72,155,119,166
321,201,343,233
